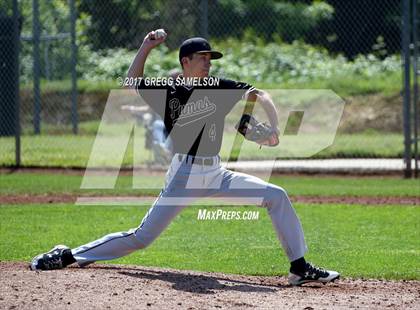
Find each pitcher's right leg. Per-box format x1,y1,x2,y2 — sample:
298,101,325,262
30,191,187,270
71,194,187,266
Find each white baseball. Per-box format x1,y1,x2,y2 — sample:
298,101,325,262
154,29,166,39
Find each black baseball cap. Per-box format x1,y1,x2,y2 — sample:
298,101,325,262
179,37,223,63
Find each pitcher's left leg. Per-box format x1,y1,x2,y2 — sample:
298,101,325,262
213,169,307,261
212,168,339,285
262,182,307,261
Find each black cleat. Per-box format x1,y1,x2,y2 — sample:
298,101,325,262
288,262,340,286
30,245,73,271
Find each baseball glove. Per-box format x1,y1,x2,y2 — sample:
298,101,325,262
235,114,279,147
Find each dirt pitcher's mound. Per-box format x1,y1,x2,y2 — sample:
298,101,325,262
0,262,419,309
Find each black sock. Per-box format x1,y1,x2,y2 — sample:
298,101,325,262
290,257,306,272
62,249,76,266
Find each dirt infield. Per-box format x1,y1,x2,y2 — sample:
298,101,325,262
0,194,419,206
0,262,418,309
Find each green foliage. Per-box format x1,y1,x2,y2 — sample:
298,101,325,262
15,0,403,83
0,1,13,15
79,47,137,81
72,0,401,58
75,0,333,50
325,0,401,57
209,0,333,43
73,38,400,94
18,0,91,82
211,37,400,85
16,0,400,88
274,1,334,42
78,0,200,50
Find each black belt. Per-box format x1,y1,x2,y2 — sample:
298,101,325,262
178,154,215,166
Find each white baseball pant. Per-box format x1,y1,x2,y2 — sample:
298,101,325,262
72,154,307,266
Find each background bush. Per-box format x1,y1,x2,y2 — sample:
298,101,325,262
77,36,400,90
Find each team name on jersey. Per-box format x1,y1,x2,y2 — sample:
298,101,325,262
169,96,216,127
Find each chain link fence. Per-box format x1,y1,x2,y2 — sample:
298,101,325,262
19,0,77,136
0,0,418,175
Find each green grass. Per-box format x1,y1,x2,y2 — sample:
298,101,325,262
221,131,403,159
0,173,418,197
0,131,404,167
0,135,98,167
0,203,418,279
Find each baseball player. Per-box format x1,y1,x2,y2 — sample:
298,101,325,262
149,69,181,164
30,30,339,286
